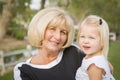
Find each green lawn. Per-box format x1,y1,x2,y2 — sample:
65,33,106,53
0,71,13,80
0,41,120,80
108,41,120,80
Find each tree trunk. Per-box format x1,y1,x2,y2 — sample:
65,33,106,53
0,0,14,40
40,0,46,10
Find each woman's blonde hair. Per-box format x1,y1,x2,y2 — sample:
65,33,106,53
77,15,109,58
28,7,74,48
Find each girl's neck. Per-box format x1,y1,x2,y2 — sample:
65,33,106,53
85,51,102,59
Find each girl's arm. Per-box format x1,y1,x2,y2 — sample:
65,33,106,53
108,61,114,74
88,64,105,80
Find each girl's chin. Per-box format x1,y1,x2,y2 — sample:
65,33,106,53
83,51,92,55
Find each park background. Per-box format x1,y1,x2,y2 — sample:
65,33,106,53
0,0,120,80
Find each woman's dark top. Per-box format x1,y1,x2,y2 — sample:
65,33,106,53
14,45,85,80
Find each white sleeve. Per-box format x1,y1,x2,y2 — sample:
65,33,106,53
14,62,24,80
85,56,111,76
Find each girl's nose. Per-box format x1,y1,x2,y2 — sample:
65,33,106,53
83,38,89,43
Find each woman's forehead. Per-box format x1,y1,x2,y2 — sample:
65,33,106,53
48,23,68,30
49,19,69,29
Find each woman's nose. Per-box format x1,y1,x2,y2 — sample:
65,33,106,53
54,31,61,40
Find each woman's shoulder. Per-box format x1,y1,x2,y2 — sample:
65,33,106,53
71,43,80,49
14,62,26,71
63,43,85,66
14,58,32,71
64,43,85,57
64,43,83,53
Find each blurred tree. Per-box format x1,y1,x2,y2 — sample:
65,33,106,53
40,0,46,9
56,0,120,32
87,0,120,32
0,0,14,40
7,0,47,40
0,0,119,40
12,0,31,25
57,0,70,7
0,0,32,40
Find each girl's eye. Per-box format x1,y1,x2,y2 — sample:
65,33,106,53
80,35,85,38
89,37,95,39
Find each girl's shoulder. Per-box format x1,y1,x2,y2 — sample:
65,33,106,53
83,55,110,72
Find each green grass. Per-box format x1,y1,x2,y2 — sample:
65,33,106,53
108,41,120,80
0,41,120,80
0,71,13,80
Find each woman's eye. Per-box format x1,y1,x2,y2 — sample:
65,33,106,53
49,27,55,31
61,31,67,35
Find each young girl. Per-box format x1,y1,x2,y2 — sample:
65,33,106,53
75,15,115,80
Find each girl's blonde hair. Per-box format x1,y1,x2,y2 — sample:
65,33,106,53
77,15,109,58
28,7,74,48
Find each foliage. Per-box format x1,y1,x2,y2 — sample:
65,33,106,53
7,22,27,40
3,0,120,39
0,1,3,13
12,0,37,23
0,71,13,80
74,29,79,42
6,0,38,39
59,0,120,32
108,41,120,79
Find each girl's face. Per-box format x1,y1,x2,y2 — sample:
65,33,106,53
42,25,68,53
79,24,102,58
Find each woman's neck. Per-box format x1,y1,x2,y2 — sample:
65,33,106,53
30,48,59,65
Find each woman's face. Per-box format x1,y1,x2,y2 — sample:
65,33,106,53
42,25,68,53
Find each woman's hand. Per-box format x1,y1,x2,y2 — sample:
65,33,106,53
108,62,114,74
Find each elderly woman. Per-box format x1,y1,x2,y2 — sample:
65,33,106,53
14,7,85,80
